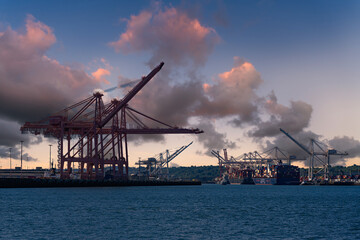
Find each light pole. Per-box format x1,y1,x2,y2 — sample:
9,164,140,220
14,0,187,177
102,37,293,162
20,140,24,170
9,148,12,169
49,145,52,170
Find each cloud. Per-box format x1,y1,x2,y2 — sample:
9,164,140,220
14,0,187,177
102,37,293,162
197,57,263,123
328,136,360,165
131,79,206,126
0,119,31,147
194,118,236,155
100,58,113,70
110,4,224,150
109,4,219,68
117,51,310,155
263,130,320,162
0,15,102,160
119,52,316,158
249,91,313,138
0,119,39,161
92,68,111,84
120,56,264,149
0,146,37,162
0,15,100,123
329,136,360,157
128,134,165,145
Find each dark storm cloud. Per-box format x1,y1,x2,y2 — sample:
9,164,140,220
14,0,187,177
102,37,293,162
127,134,165,145
0,146,37,162
0,119,40,161
329,136,360,157
249,91,313,138
194,118,236,156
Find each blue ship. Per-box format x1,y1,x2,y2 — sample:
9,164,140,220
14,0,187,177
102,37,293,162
252,165,300,185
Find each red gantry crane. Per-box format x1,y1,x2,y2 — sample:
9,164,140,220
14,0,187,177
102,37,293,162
21,62,203,180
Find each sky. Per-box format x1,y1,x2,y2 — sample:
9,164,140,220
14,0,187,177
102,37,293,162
1,0,360,169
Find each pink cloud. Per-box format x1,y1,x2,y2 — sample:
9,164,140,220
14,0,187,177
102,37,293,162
202,83,211,93
0,15,55,61
100,57,113,70
23,15,56,50
109,5,219,67
0,15,99,123
92,68,111,84
196,58,263,122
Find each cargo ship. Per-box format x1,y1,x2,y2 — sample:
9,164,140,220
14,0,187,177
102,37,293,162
225,165,300,185
228,168,255,184
252,165,300,185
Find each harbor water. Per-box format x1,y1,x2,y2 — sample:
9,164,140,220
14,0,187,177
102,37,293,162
1,184,359,239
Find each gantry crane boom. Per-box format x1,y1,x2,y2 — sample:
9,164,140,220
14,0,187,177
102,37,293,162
148,142,193,177
99,62,164,128
166,141,193,163
280,128,349,180
211,150,225,162
280,128,312,155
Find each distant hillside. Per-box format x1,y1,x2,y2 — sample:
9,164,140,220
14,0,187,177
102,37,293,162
128,165,221,182
169,166,220,182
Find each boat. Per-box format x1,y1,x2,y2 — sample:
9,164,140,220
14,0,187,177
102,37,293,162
216,158,300,185
252,165,300,185
229,168,255,185
216,174,230,185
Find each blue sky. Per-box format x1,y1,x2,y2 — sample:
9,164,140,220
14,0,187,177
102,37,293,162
2,0,358,80
1,0,360,168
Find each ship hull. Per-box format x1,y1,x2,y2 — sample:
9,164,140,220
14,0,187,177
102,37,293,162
229,178,255,185
220,165,300,185
253,177,277,185
253,177,300,185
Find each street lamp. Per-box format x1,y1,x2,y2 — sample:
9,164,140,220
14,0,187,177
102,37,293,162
20,140,24,170
9,148,12,169
49,145,52,170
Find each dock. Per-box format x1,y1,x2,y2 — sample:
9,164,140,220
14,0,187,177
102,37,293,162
0,178,201,188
